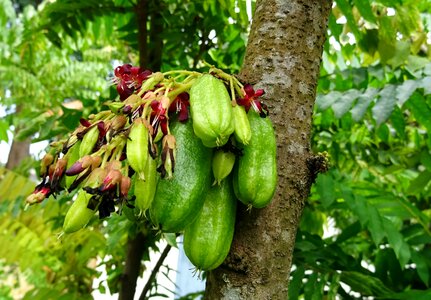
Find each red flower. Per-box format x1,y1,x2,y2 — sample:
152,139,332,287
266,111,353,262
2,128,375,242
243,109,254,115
26,184,52,205
237,84,268,117
114,64,152,100
150,97,169,137
169,92,190,122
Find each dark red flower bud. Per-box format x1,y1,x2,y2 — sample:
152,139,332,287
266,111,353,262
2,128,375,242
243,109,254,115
80,118,92,127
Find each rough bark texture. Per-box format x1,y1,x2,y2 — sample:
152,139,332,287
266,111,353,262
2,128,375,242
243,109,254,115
205,0,332,299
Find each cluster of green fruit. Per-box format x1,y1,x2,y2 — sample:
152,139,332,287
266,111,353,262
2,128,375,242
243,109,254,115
26,65,277,271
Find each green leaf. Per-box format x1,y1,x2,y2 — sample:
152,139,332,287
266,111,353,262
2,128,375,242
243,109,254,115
316,91,342,111
407,170,431,195
372,84,397,126
335,221,361,244
340,271,392,297
332,89,361,118
351,88,377,121
304,272,319,300
388,41,411,68
390,106,406,139
406,92,431,132
411,251,430,287
288,265,305,300
327,272,341,299
396,80,418,106
163,233,178,248
420,76,431,95
367,205,385,245
382,218,411,268
420,151,431,171
406,55,430,76
353,0,376,23
0,119,9,142
388,289,431,300
336,0,361,39
315,173,335,208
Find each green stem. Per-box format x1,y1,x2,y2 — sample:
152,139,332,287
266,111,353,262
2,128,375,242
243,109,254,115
163,70,201,77
168,81,195,100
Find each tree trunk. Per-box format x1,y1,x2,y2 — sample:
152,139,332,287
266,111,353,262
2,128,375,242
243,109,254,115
6,105,30,169
205,0,332,298
118,232,147,300
6,138,30,169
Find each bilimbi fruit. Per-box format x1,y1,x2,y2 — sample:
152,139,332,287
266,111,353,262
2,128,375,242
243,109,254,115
126,118,149,180
189,74,234,147
28,64,278,272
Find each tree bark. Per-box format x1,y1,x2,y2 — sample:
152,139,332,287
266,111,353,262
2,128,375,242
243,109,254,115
118,232,147,300
205,0,332,298
6,138,30,169
6,105,30,170
136,0,148,69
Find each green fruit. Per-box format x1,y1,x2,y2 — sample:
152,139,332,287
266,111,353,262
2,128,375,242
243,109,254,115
189,74,234,147
63,168,106,233
212,149,235,185
127,118,149,180
233,111,277,208
79,125,99,157
232,105,251,145
183,179,237,271
149,119,212,233
63,190,96,234
134,156,158,212
65,140,81,189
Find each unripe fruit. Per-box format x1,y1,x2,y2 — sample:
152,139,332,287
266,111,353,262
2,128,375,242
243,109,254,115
212,150,235,185
63,189,96,234
233,111,277,208
63,168,106,233
189,74,234,148
232,104,251,145
65,141,81,189
134,156,158,212
126,118,149,180
79,125,100,157
183,179,236,271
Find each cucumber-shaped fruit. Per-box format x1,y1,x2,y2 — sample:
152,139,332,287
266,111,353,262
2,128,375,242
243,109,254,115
127,118,149,180
63,168,106,233
233,111,277,208
149,118,212,233
212,149,235,185
134,156,158,212
183,179,237,271
65,140,81,189
79,125,99,157
63,189,96,234
189,74,234,147
232,105,251,145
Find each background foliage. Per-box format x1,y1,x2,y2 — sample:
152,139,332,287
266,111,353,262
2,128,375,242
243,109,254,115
0,0,430,299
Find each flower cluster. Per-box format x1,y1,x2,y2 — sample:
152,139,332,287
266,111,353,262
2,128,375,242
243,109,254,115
114,64,152,100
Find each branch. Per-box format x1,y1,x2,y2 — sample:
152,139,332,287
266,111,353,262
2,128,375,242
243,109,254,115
135,0,148,69
118,231,147,300
138,244,172,300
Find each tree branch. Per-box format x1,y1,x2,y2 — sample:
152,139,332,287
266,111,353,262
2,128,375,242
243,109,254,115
118,231,147,300
135,0,148,69
138,244,172,300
